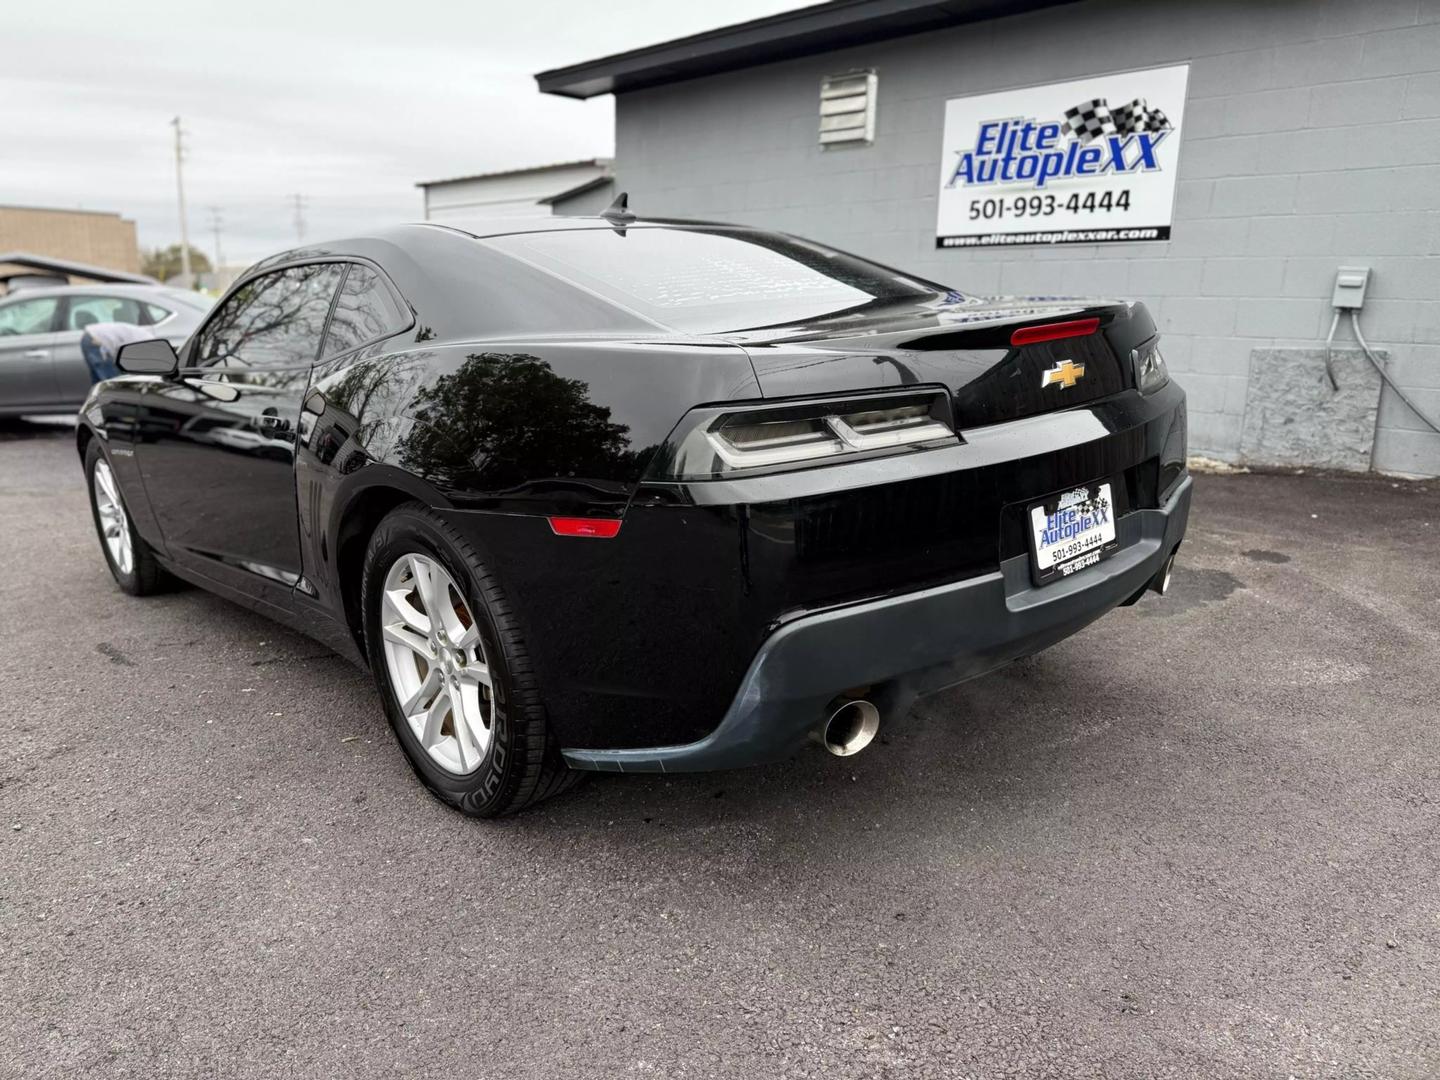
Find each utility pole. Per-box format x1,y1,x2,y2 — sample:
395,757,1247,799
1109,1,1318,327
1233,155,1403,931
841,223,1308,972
291,194,307,244
171,116,192,289
207,207,225,277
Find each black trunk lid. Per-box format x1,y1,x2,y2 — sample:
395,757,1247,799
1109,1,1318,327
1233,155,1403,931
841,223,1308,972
732,296,1157,429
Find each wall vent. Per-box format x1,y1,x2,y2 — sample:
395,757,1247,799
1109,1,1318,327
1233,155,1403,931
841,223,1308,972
819,70,877,148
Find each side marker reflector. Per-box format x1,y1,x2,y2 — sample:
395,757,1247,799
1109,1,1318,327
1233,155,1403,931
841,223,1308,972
548,517,622,538
1010,317,1101,347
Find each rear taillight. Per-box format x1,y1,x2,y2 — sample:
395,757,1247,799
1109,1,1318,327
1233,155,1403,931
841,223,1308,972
1131,338,1169,394
655,389,958,480
1010,317,1100,347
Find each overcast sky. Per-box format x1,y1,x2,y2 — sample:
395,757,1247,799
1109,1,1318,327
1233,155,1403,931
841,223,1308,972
6,0,808,265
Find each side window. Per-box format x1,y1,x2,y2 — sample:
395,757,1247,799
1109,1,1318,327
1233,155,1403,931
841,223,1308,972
0,296,60,336
144,302,173,324
65,295,145,331
322,264,408,357
194,263,344,369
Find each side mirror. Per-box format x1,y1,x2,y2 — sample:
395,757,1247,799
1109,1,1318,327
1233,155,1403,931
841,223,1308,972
117,338,179,376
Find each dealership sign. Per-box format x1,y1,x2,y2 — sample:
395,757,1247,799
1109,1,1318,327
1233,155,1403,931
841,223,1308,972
936,64,1189,248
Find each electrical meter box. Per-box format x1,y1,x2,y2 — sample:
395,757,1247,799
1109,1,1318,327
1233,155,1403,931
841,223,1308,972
1332,266,1370,310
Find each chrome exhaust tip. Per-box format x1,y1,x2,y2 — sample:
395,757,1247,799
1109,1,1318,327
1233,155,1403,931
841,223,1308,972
813,698,881,757
1152,553,1177,596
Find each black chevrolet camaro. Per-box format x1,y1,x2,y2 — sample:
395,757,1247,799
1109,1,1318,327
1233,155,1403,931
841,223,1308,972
79,206,1190,816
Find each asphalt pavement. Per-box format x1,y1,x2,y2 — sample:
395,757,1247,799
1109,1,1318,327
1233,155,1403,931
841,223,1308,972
2,419,1437,1079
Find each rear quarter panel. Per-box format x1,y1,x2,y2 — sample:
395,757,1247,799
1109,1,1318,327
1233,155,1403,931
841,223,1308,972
295,335,760,698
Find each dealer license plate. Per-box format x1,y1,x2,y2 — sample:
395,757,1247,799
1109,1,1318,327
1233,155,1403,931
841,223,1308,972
1028,482,1119,585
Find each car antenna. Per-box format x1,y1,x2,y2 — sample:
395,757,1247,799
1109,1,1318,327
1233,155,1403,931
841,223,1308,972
600,191,636,232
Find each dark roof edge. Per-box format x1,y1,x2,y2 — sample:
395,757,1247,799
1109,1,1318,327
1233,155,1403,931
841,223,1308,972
536,0,1077,99
0,252,155,285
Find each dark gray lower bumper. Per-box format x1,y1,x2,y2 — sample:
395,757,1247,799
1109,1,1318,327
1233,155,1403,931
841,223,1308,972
563,475,1193,773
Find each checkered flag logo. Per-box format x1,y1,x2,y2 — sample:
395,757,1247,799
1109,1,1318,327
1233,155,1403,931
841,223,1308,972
1062,98,1117,143
1140,104,1171,133
1070,96,1174,140
1110,97,1173,135
1110,98,1144,135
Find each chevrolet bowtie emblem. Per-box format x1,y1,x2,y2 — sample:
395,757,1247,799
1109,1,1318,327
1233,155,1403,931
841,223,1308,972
1041,359,1086,389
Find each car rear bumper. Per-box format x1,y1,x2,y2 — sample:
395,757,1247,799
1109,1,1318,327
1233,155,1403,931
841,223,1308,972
561,474,1191,773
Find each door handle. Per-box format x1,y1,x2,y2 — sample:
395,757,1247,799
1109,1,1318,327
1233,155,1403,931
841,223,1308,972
22,350,49,359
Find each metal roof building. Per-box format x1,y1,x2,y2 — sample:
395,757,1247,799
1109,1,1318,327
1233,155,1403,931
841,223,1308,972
416,159,615,223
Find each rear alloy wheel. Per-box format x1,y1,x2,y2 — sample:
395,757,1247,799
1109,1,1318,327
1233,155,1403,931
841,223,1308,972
379,553,494,776
84,440,172,596
362,503,580,817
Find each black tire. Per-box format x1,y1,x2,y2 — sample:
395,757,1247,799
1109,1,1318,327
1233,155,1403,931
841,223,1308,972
84,440,174,596
361,502,581,817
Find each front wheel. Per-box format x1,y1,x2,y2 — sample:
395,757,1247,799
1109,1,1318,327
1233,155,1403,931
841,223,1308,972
84,440,173,596
360,503,580,817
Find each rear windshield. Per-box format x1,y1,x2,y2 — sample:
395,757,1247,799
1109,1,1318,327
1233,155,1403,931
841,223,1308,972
483,226,939,334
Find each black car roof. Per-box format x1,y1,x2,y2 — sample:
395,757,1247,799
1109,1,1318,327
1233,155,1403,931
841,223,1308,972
236,218,944,343
416,215,750,240
420,215,618,239
248,216,751,272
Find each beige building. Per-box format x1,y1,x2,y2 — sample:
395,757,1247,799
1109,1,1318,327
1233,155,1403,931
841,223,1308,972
0,204,140,275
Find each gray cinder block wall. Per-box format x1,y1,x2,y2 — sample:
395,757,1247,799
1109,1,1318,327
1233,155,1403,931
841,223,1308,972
612,0,1440,477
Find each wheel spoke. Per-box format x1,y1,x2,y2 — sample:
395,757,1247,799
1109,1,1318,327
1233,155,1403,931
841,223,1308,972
399,666,442,717
458,685,490,752
383,584,431,636
436,593,470,643
420,688,449,749
382,620,434,661
451,679,490,766
95,464,119,505
413,555,476,643
456,661,492,691
450,700,475,772
410,557,446,623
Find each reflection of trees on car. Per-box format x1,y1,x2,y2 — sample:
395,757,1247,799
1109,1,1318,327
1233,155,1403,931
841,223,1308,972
210,367,312,392
197,264,338,369
308,354,420,470
398,352,652,490
323,350,430,427
324,264,405,355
